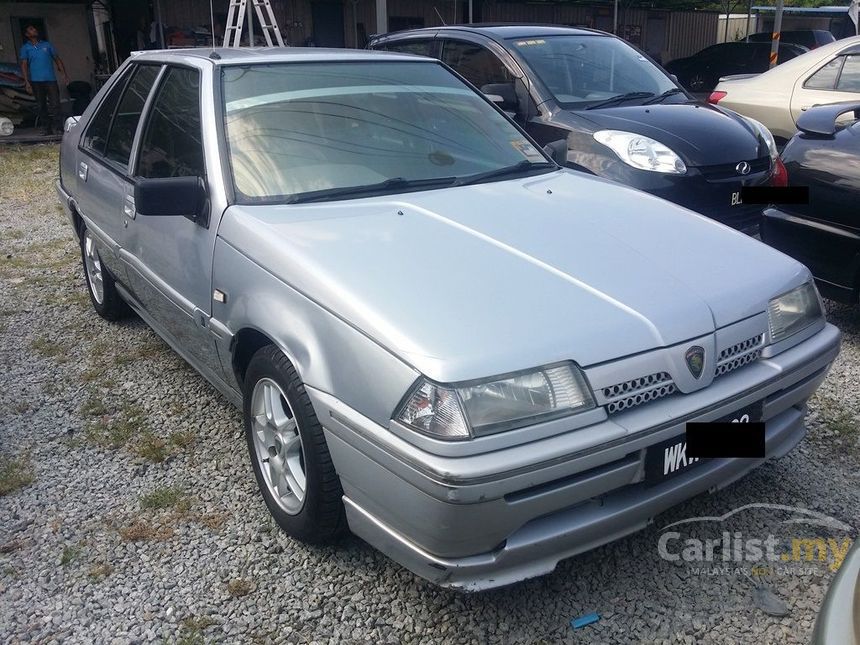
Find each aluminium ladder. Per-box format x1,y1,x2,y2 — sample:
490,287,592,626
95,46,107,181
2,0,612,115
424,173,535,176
223,0,285,48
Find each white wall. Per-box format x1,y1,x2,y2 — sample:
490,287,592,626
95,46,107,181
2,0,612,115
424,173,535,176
717,14,756,43
0,2,94,95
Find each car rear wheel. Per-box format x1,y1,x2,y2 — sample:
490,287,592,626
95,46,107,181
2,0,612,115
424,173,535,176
243,345,346,543
80,225,129,321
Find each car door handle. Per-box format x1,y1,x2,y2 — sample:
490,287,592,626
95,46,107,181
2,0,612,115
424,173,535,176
78,161,88,181
123,195,136,220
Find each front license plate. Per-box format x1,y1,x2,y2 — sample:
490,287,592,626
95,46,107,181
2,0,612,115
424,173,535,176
730,190,743,206
644,401,764,485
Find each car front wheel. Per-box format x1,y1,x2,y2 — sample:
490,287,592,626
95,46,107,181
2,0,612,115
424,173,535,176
243,345,346,543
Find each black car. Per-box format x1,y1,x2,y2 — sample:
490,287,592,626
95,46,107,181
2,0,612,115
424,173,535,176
665,41,807,93
762,101,860,304
370,25,778,233
747,30,835,50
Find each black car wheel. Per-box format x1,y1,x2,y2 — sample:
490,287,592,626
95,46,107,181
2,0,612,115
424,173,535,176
79,224,129,321
243,345,346,543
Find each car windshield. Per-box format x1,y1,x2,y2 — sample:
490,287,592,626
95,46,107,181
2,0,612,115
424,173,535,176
221,61,552,202
509,35,677,109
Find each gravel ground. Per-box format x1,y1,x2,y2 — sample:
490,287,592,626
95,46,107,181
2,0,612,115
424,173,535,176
1,144,858,645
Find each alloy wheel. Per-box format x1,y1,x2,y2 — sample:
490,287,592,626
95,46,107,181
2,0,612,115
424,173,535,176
83,230,104,305
250,377,306,515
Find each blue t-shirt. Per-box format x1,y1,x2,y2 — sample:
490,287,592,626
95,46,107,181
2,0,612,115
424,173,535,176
19,40,57,82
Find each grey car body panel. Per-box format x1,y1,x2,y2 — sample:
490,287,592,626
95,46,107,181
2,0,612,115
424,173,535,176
218,172,809,384
812,539,860,645
57,47,840,591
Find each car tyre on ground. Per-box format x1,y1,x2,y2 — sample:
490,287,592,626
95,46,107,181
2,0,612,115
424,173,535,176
79,224,129,321
243,345,346,543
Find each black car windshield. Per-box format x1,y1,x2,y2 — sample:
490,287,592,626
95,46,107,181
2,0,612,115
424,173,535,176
509,35,677,109
222,61,552,202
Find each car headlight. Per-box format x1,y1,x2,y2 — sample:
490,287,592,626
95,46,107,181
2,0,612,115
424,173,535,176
395,363,595,439
593,130,686,174
745,116,778,160
767,281,823,344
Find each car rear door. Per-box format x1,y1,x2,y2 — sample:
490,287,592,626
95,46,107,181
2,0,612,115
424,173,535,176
791,51,860,126
75,63,161,286
121,63,223,377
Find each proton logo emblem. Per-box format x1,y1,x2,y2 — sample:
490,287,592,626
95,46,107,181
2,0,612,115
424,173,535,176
736,161,751,175
685,346,705,379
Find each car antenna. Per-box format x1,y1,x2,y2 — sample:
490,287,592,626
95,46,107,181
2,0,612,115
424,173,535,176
433,7,447,25
210,50,221,60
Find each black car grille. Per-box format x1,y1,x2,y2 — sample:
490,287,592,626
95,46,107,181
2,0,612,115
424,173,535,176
698,156,771,181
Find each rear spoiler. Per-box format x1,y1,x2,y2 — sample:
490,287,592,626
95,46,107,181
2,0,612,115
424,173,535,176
796,101,860,136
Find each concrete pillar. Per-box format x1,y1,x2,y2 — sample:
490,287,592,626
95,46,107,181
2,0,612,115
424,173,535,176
376,0,388,35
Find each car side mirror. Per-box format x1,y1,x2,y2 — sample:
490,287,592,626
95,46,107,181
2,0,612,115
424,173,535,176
135,176,209,226
481,82,518,111
543,139,568,165
669,73,679,84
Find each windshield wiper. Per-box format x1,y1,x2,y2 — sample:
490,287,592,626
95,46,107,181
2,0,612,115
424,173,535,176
585,92,655,110
643,88,686,105
454,160,556,187
285,176,458,204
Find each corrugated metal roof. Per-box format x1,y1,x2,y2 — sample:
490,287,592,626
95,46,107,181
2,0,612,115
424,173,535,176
751,5,848,13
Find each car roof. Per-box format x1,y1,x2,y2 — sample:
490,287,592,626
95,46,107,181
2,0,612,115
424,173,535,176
129,47,427,66
727,34,860,79
376,24,607,41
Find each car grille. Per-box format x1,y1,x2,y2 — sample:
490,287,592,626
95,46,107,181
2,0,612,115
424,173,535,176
602,335,765,415
603,372,677,415
715,334,765,377
698,156,771,181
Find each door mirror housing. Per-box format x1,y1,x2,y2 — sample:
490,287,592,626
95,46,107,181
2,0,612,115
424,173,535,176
135,176,209,225
481,83,518,112
543,139,568,166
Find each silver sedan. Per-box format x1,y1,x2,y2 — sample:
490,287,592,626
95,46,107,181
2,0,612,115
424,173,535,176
57,47,840,590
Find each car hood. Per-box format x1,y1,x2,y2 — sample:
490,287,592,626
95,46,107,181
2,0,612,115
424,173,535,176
569,103,765,166
219,170,808,383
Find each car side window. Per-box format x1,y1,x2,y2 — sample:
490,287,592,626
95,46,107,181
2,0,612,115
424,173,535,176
441,40,513,91
837,55,860,92
104,65,160,166
805,57,844,90
384,40,434,57
137,67,204,179
82,67,133,154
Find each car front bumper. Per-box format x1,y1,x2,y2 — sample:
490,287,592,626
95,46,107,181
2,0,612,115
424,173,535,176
308,323,840,591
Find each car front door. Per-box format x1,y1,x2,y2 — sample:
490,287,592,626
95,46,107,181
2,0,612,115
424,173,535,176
121,64,223,377
439,37,532,125
75,63,161,285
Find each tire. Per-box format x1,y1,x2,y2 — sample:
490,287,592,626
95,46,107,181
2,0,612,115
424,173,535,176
79,224,129,321
243,345,346,543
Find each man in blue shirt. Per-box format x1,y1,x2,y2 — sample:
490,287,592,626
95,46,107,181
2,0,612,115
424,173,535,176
19,24,69,135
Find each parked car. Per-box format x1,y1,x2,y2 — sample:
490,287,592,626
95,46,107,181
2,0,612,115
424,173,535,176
812,538,860,645
665,41,806,93
711,36,860,142
746,30,835,50
57,47,841,591
761,102,860,303
371,25,784,235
